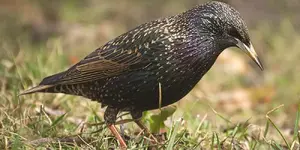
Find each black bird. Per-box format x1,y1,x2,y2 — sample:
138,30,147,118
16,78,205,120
20,1,263,148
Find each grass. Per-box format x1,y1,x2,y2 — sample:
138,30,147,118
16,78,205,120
1,0,300,149
0,46,299,149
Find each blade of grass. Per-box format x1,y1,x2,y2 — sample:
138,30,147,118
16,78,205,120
211,132,215,150
266,104,290,149
40,105,52,125
159,82,162,133
264,120,270,138
290,141,296,150
166,118,181,150
4,136,8,150
51,113,67,128
194,114,207,137
272,140,283,150
215,132,221,150
173,129,187,146
231,123,240,138
267,117,290,149
230,124,240,150
293,104,300,141
192,133,208,150
250,140,258,150
209,105,231,124
158,82,162,111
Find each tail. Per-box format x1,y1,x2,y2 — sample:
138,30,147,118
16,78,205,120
19,84,55,96
19,71,66,96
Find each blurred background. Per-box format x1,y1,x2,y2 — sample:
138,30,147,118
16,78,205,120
1,0,300,147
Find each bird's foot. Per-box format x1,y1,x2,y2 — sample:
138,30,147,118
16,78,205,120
134,119,161,146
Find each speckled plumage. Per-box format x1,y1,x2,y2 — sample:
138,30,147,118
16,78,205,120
21,1,262,125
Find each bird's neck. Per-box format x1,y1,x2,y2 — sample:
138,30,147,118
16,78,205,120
187,38,228,78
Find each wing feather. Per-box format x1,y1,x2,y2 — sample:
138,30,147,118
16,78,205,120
41,18,181,85
56,47,143,84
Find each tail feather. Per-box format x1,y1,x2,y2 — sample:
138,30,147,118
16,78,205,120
19,85,54,96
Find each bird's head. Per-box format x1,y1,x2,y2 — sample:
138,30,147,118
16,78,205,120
191,1,263,70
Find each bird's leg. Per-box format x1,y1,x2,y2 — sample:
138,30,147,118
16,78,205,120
104,107,127,149
134,119,159,143
131,111,159,144
107,125,127,149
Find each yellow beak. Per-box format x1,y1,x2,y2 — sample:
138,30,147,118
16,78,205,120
236,41,264,70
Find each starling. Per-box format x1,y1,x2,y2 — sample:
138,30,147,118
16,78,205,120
20,1,263,148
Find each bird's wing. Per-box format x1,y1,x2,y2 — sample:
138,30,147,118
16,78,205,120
40,23,167,85
66,53,141,83
45,46,149,85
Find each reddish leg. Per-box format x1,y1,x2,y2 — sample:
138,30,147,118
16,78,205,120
107,124,127,149
105,107,127,149
131,111,159,144
114,118,158,143
135,119,159,144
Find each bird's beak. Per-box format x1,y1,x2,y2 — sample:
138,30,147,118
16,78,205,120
236,40,264,70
